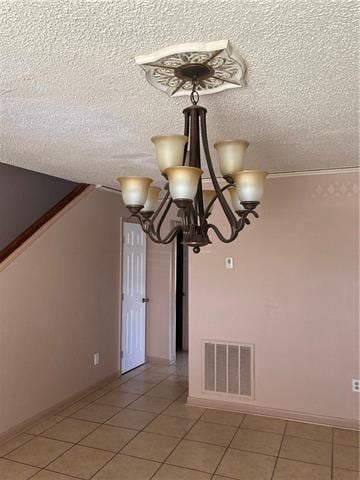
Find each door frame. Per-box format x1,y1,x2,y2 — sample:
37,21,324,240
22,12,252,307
119,217,147,374
169,220,189,361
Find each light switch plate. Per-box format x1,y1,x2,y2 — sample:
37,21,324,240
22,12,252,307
94,352,100,366
225,257,234,269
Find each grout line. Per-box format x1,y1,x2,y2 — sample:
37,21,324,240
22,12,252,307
270,419,288,480
210,411,246,478
147,404,210,479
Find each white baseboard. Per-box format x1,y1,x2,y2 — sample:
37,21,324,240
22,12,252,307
187,396,360,431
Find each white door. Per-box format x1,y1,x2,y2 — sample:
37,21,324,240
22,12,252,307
121,222,147,373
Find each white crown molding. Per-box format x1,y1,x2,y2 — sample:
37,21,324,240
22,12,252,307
267,166,359,178
201,166,359,186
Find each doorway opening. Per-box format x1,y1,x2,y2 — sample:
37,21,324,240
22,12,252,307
175,230,188,359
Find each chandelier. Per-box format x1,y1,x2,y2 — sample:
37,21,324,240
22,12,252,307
117,42,267,253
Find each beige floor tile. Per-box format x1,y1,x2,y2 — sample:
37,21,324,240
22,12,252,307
6,436,72,468
241,414,286,434
145,384,186,400
0,433,34,457
32,470,76,479
230,428,282,456
333,468,360,479
216,448,276,480
334,429,360,447
152,464,211,480
72,403,121,423
42,418,99,443
80,390,108,403
279,436,332,466
144,414,195,438
80,425,137,452
128,395,173,413
163,402,205,420
133,372,168,383
116,380,155,395
105,377,129,389
333,444,360,471
96,391,140,408
93,453,160,480
166,439,225,473
185,420,237,447
273,458,331,479
106,408,157,430
174,392,189,404
200,409,244,427
0,458,39,480
121,431,179,462
47,445,114,479
286,421,332,442
161,378,188,388
25,416,63,435
57,401,88,417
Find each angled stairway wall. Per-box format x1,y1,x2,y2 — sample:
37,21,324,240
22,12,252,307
0,163,78,250
0,188,129,438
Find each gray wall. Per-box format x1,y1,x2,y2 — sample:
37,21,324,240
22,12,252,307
0,163,78,250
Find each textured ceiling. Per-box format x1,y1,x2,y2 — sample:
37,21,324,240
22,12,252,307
0,0,358,188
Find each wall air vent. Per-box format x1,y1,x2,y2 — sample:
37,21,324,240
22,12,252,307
203,340,254,399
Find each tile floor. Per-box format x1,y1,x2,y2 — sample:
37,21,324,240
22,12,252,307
0,355,359,480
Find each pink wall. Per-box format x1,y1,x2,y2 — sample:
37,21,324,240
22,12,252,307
0,189,128,437
188,172,359,427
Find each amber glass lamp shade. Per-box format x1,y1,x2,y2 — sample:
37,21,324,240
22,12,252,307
202,189,216,213
117,176,152,207
151,135,188,173
228,186,245,212
214,139,249,178
141,186,161,213
231,170,268,202
164,166,203,202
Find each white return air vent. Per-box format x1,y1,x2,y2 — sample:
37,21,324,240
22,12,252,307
203,340,254,399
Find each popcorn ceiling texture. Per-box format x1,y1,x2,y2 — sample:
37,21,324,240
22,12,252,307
0,0,358,187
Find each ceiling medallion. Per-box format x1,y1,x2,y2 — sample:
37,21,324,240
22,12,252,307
135,39,247,97
116,41,267,254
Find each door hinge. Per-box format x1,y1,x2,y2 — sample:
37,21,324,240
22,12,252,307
121,293,124,301
121,350,124,359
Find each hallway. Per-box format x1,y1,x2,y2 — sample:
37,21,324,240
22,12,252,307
0,356,358,479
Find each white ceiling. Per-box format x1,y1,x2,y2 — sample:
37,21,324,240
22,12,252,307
0,0,358,188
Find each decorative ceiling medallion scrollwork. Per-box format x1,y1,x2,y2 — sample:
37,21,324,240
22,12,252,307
135,40,246,97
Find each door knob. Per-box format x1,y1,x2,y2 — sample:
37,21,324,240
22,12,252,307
142,298,149,303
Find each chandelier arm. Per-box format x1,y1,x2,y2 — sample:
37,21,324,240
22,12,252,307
134,212,180,244
206,214,248,243
147,189,170,232
155,197,173,239
199,110,238,229
204,183,232,217
150,223,182,244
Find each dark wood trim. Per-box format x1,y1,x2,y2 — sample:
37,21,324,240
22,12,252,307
0,183,89,263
